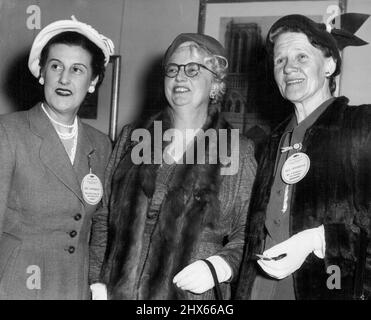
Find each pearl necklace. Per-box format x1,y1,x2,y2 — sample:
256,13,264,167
41,103,78,164
56,122,78,140
41,103,78,139
41,103,76,128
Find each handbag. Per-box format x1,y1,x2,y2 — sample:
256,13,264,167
202,259,223,300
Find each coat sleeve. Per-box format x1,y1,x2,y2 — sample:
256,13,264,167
323,107,371,293
89,125,132,284
0,122,15,237
216,139,257,280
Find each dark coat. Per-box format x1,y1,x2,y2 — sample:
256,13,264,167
90,107,257,299
236,97,371,300
0,104,112,300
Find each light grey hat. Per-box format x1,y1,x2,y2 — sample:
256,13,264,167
28,15,115,78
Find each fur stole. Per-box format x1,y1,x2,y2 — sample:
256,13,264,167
102,105,233,299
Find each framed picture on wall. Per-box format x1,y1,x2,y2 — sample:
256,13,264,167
197,0,345,158
79,55,121,141
198,0,346,36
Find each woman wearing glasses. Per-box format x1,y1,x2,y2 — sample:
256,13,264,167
89,33,257,300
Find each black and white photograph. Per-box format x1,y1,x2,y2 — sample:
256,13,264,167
0,0,370,308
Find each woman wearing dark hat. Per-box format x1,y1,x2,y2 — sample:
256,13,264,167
236,13,371,300
0,17,114,299
89,33,257,300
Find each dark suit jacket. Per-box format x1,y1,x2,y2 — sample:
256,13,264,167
0,103,111,300
236,97,371,300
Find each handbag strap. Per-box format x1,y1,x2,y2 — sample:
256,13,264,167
202,259,223,300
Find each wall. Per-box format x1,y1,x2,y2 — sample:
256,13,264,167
0,0,200,137
0,0,370,137
0,0,124,135
0,0,37,115
118,0,371,130
340,0,371,105
117,0,199,132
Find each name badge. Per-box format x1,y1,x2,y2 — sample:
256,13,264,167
281,152,310,184
81,173,103,205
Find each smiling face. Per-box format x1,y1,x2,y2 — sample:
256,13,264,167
164,43,214,113
42,43,98,118
273,32,335,107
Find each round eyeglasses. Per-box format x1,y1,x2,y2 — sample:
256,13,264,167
164,62,217,78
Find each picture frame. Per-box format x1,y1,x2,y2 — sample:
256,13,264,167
108,55,121,142
79,54,121,141
198,0,346,158
198,0,347,35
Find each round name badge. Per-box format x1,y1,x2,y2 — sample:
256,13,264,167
281,152,310,184
81,173,103,205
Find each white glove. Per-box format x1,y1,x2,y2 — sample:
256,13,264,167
257,225,325,279
173,256,232,294
90,283,108,300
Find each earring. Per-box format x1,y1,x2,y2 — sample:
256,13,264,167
210,83,218,100
209,90,216,100
325,71,331,78
88,86,95,93
39,77,44,85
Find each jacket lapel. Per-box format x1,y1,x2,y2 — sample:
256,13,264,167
73,119,95,176
28,103,84,203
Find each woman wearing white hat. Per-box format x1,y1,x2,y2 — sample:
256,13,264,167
0,17,114,299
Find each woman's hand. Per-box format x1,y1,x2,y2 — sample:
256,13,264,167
173,260,214,294
90,283,108,300
173,256,232,294
257,225,325,279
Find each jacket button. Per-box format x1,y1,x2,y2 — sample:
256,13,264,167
68,246,75,254
74,214,82,221
69,230,77,238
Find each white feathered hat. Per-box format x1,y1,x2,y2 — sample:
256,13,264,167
28,16,115,78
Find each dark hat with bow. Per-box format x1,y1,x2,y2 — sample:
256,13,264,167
266,13,369,77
